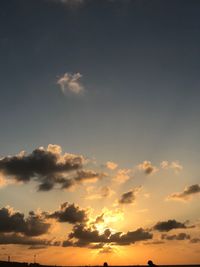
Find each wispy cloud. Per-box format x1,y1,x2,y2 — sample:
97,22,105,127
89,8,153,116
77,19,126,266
167,184,200,202
57,72,84,95
161,161,183,173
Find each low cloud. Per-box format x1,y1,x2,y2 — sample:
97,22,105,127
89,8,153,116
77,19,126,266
0,233,51,246
119,187,141,204
64,224,153,247
57,72,84,95
47,202,88,224
161,233,190,241
167,184,200,201
137,161,158,175
0,145,104,191
153,219,188,232
0,206,50,237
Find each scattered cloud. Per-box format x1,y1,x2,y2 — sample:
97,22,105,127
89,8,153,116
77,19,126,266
0,206,50,237
85,186,114,200
161,233,190,241
190,238,200,243
153,219,188,232
0,144,104,191
137,161,158,175
113,169,131,184
46,202,88,224
167,184,200,201
106,161,118,170
118,187,141,204
64,224,153,247
57,72,84,95
161,161,183,173
0,233,51,246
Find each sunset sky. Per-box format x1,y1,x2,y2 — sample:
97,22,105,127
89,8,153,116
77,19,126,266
0,0,200,265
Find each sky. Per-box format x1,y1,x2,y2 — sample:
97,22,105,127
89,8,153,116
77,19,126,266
0,0,200,265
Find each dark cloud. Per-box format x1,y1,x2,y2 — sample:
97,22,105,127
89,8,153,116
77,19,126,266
64,224,153,247
168,184,200,201
153,219,187,232
162,233,190,240
190,238,200,243
138,161,157,175
0,207,50,236
119,187,140,204
47,202,88,224
74,170,104,183
0,145,83,191
0,145,105,192
0,233,50,246
119,190,135,204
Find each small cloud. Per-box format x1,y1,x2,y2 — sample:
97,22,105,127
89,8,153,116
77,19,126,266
113,169,131,184
85,186,114,200
57,72,84,95
46,202,88,224
106,161,118,170
153,219,188,232
167,184,200,202
161,232,190,241
161,161,183,173
137,161,158,175
119,187,141,204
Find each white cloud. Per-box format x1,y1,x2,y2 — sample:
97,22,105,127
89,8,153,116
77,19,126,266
57,72,84,95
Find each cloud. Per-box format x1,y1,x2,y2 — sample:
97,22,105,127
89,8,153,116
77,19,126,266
47,202,88,224
0,233,51,246
0,145,104,191
161,161,183,173
106,161,118,170
137,161,158,175
113,169,131,184
153,219,188,232
64,224,153,247
118,187,141,204
57,72,84,95
190,238,200,243
74,170,105,183
167,184,200,201
0,206,50,236
161,233,190,241
85,186,114,200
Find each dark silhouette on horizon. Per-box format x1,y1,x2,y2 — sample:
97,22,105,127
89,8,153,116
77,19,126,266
147,260,157,267
103,263,108,267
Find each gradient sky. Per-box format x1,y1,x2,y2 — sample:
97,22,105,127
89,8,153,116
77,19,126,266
0,0,200,265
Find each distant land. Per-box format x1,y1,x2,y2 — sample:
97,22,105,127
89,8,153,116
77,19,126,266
0,261,200,267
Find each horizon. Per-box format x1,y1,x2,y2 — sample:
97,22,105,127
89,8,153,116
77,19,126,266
0,0,200,266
